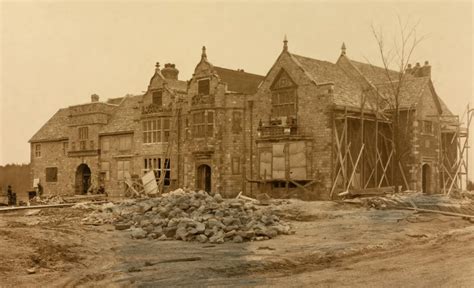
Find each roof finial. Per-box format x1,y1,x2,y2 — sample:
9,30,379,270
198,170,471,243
155,62,160,72
201,46,207,60
341,42,346,56
283,35,288,52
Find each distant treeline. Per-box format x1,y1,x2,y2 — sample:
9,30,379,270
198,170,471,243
0,164,31,196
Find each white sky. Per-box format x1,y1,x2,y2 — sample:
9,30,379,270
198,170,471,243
0,0,472,177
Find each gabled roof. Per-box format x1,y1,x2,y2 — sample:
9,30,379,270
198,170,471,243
375,77,431,109
214,66,264,94
29,108,70,143
289,53,364,107
349,59,402,85
99,95,143,135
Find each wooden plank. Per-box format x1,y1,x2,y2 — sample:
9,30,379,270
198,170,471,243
142,170,158,195
398,207,474,219
0,203,75,213
349,186,394,195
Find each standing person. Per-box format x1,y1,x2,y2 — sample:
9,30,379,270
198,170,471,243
36,182,44,198
7,185,13,206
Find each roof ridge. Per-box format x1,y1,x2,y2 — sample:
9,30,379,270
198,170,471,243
290,53,337,65
214,66,264,77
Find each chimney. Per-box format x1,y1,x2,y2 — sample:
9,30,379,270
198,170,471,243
91,94,99,102
406,63,412,75
420,60,431,78
161,63,179,80
408,61,431,78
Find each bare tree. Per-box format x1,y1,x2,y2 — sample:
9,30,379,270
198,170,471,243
370,17,425,192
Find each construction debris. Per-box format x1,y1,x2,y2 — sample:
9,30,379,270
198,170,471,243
362,192,474,217
80,189,294,243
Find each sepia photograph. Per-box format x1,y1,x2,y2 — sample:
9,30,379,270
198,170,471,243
0,0,473,286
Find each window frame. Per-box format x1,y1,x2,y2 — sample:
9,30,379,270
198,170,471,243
142,118,170,144
117,160,130,181
422,120,433,135
198,78,210,95
192,110,214,139
35,144,41,158
152,90,163,106
271,88,297,118
143,157,171,186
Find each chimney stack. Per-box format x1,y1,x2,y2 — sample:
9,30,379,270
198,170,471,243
161,63,179,80
406,61,431,78
91,94,99,102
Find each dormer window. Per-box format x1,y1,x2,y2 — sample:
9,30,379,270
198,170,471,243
152,90,163,106
198,79,210,95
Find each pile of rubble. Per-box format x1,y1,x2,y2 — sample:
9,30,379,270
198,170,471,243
30,195,66,205
80,189,293,243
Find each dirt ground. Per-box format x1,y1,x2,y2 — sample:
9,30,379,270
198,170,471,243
0,200,473,287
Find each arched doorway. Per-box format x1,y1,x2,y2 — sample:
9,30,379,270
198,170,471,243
197,164,211,192
422,164,431,194
76,164,91,195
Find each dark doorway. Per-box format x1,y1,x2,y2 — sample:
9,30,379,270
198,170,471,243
197,164,211,192
422,164,431,194
76,164,91,195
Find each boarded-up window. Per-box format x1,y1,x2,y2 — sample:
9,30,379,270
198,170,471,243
232,157,240,175
259,150,272,180
101,138,110,152
198,79,210,95
152,90,163,106
119,135,132,151
259,141,308,181
272,144,286,179
101,162,110,181
289,142,307,179
117,160,130,181
232,111,242,134
45,167,58,182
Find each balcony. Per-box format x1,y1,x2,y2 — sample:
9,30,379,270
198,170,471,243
142,104,172,115
257,117,307,139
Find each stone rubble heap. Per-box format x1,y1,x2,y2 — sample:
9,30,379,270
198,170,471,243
80,189,293,243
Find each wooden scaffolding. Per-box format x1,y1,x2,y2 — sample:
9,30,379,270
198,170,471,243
438,104,472,195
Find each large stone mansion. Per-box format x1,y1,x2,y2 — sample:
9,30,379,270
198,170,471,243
29,39,459,200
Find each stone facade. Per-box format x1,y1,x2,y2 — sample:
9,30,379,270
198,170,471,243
29,41,457,200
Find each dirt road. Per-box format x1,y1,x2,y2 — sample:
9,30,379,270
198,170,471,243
0,200,473,287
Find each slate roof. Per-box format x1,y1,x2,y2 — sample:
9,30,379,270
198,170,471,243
214,67,264,94
99,95,142,135
290,53,365,107
29,108,71,142
375,77,430,109
349,60,401,85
